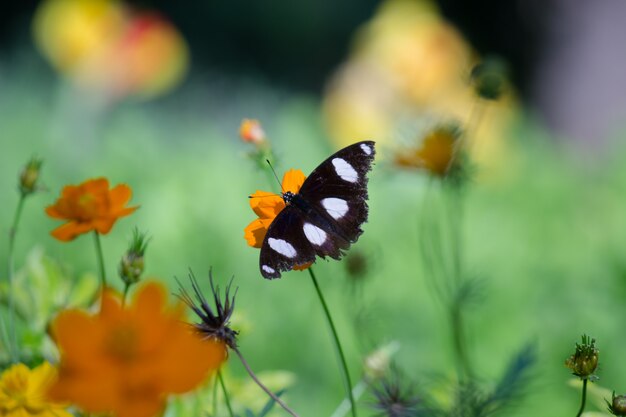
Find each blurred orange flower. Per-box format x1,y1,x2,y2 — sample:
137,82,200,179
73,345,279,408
48,281,227,417
239,119,266,145
394,126,458,176
46,178,138,242
33,0,189,99
0,362,72,417
244,169,305,248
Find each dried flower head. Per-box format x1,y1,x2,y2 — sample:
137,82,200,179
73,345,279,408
19,156,43,196
119,227,150,285
45,177,138,241
565,334,599,379
608,392,626,416
371,369,421,417
178,270,239,349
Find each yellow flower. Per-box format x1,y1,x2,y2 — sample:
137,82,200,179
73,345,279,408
45,177,138,241
48,281,227,417
33,0,189,99
394,126,459,177
0,362,72,417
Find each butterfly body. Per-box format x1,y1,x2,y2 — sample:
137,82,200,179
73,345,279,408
259,141,376,279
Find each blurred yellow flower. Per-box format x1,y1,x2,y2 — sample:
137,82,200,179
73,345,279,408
323,0,518,175
0,362,72,417
33,0,126,74
48,281,227,417
33,0,189,99
394,126,459,177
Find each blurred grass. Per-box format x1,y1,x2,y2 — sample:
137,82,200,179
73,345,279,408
2,59,626,416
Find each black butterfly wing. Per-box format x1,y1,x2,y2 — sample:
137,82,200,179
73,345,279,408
259,141,375,279
299,141,375,243
259,205,316,279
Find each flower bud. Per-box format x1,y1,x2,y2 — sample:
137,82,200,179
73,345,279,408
239,119,266,145
471,57,508,101
565,334,599,379
19,157,43,196
608,392,626,416
118,228,149,286
364,341,400,380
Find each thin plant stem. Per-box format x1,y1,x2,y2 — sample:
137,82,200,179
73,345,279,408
6,194,26,363
576,378,588,417
122,283,130,307
93,231,107,291
450,300,472,380
308,267,358,417
233,347,300,417
218,370,235,417
330,379,368,417
212,373,219,417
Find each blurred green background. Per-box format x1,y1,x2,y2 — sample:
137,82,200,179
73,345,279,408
2,0,626,416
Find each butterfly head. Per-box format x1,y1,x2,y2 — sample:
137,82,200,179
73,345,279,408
282,191,295,204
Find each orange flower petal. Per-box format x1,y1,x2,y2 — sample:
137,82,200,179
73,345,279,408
45,204,66,219
50,221,95,242
49,281,224,417
249,191,284,219
109,183,133,207
293,262,313,271
282,169,305,194
244,218,273,248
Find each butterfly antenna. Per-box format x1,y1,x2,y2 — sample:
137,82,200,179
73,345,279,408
266,159,285,193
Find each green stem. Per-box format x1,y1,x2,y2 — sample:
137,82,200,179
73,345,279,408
308,267,358,417
122,282,131,307
218,370,235,417
450,301,472,380
6,194,26,363
93,231,107,291
233,347,300,417
212,373,219,417
576,378,588,417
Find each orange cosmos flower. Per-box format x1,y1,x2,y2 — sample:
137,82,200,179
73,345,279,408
48,281,227,417
244,169,312,270
46,177,138,241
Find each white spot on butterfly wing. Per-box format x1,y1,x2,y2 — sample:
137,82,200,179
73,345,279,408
332,158,358,183
360,143,372,155
321,198,349,219
303,223,327,246
262,265,275,274
268,238,297,258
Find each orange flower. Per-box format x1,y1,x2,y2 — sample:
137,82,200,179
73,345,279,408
244,169,312,270
48,281,227,417
394,126,458,177
239,119,266,145
46,177,138,241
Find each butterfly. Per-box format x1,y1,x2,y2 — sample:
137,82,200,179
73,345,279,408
259,141,375,279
